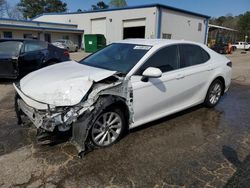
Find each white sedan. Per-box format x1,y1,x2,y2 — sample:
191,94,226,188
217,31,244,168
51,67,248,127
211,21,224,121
14,39,232,154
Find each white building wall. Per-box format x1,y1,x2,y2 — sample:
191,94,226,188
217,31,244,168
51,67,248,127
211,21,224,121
0,29,80,45
34,7,158,44
160,9,206,43
0,30,39,39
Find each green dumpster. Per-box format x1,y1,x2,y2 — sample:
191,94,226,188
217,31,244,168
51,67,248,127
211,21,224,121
84,34,106,53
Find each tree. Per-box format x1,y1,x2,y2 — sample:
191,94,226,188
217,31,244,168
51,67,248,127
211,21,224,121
17,0,67,19
109,0,127,8
238,11,250,41
92,1,109,10
0,0,5,17
5,3,23,19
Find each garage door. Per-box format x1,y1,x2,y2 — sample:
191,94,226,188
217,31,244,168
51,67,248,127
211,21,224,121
91,18,106,36
123,18,146,39
123,18,146,28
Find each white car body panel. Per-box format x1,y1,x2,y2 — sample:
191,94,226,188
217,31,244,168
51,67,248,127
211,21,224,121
14,39,232,131
19,61,116,107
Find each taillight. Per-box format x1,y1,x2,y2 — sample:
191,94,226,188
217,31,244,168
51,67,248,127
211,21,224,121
64,50,70,57
227,61,232,67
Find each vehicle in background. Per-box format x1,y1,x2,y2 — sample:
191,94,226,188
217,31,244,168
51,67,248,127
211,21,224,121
210,32,233,54
211,43,228,54
232,42,250,51
0,39,70,79
14,39,232,155
52,39,79,52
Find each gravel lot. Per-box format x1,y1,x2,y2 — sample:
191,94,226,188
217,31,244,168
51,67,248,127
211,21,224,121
0,50,249,188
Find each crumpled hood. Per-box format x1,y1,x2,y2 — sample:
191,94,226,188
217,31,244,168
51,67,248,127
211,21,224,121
20,61,116,106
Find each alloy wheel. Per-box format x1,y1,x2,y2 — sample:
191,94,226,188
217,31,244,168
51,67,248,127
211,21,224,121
91,112,122,147
209,83,222,105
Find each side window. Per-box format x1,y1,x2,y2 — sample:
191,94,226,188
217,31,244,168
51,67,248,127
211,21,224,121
137,45,179,75
24,41,48,53
179,44,209,68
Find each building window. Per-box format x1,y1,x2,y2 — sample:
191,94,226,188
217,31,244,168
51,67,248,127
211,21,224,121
24,34,33,39
198,23,202,31
3,31,12,38
162,33,172,39
62,35,69,40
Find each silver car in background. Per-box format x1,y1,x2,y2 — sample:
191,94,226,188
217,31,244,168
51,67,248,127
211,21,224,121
52,39,79,52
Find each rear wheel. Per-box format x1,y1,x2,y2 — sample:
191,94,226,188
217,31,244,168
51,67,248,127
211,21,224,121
204,79,223,108
90,107,125,147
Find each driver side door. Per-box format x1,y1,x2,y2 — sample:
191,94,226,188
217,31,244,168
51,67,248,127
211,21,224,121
130,45,189,128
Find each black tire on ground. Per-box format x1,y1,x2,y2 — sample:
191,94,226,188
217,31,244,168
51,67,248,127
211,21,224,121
75,47,79,52
204,79,223,108
90,107,126,148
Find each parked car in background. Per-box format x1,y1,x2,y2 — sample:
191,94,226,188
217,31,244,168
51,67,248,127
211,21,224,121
14,39,231,155
0,39,70,79
52,39,79,52
232,42,250,51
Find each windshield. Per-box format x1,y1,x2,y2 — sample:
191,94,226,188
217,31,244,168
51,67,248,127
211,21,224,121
0,41,23,56
79,43,151,74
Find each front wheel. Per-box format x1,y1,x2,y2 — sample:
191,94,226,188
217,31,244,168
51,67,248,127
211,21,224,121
90,108,126,148
204,79,223,108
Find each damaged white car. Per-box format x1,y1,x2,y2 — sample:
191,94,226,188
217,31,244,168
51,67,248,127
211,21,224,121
14,39,232,155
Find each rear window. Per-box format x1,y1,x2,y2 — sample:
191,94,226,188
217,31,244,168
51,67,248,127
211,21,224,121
24,41,48,52
0,41,23,56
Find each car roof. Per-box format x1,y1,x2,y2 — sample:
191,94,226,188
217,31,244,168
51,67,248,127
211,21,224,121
115,39,204,47
0,38,44,42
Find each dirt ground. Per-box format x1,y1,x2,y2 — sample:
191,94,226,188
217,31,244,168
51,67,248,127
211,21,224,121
0,50,250,188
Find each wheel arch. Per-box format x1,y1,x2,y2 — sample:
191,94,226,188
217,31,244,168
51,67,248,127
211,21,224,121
209,76,226,95
98,94,130,131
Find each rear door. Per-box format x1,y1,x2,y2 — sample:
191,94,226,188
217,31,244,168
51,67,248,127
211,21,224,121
0,41,22,78
177,44,213,105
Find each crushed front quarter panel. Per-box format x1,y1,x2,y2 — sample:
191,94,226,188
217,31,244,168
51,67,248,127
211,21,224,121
71,78,133,156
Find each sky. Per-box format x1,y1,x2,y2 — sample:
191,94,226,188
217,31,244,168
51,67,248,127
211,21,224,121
9,0,250,17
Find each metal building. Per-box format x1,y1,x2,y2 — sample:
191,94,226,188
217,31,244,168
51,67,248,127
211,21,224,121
0,18,84,46
33,4,210,47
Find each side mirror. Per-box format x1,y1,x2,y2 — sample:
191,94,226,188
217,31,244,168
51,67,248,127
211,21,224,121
141,67,162,82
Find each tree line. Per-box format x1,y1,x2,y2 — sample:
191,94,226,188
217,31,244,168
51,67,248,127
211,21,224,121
210,12,250,41
0,0,127,19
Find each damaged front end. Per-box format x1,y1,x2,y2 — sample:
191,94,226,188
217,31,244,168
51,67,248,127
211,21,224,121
14,74,133,156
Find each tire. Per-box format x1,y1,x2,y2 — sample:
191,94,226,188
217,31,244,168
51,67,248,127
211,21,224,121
75,47,78,52
204,79,223,108
90,107,126,148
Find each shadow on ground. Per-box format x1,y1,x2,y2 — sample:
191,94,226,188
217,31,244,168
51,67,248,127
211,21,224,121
223,146,250,188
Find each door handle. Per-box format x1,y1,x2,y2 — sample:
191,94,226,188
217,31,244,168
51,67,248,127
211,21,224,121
207,65,214,71
175,74,185,79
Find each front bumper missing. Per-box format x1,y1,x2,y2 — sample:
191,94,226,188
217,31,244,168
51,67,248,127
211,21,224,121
14,78,133,157
18,99,44,128
17,98,66,132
